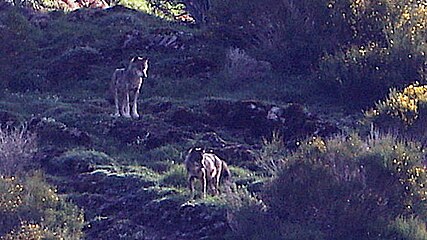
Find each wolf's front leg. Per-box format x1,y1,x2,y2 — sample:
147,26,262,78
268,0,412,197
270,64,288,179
120,91,131,118
201,169,207,198
113,89,120,117
130,88,140,119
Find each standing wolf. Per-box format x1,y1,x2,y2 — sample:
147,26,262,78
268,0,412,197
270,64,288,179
185,147,233,198
111,57,149,118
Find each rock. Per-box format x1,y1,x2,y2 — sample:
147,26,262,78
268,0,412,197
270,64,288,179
203,99,339,143
59,0,108,11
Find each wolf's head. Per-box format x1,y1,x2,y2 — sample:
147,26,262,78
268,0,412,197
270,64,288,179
185,147,204,162
129,56,149,78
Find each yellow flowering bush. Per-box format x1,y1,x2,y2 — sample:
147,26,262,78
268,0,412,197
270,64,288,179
0,177,23,213
2,222,45,240
367,83,427,125
0,173,84,240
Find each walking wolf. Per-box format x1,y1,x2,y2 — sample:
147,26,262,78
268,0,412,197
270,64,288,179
111,57,149,118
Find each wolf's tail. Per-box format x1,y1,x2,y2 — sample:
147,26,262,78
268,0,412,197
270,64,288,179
221,161,234,193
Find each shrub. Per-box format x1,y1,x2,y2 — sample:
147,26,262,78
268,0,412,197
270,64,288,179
262,133,426,239
0,173,84,239
47,46,102,87
0,7,42,91
1,222,47,240
318,42,425,109
47,150,114,175
224,48,271,82
367,83,427,125
0,127,37,177
208,0,373,73
317,1,427,109
255,131,289,177
225,186,325,240
365,83,427,142
385,216,427,240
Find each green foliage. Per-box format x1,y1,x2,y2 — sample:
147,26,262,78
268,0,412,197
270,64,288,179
261,133,426,239
0,173,84,239
317,0,427,109
256,131,289,177
143,0,185,20
160,163,187,187
208,0,352,73
365,83,427,142
318,42,425,109
143,144,184,163
225,186,326,240
385,216,427,240
119,0,152,14
47,46,102,86
48,150,114,175
0,7,42,92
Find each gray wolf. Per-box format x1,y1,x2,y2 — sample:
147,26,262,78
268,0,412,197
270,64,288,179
111,56,149,118
184,147,232,198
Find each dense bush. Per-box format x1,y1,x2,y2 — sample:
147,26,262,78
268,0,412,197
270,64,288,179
225,186,326,240
205,0,427,108
0,173,84,239
0,7,42,92
224,48,271,82
385,216,427,240
318,41,426,109
0,127,37,177
48,149,114,175
317,0,427,109
365,83,427,142
250,133,427,239
208,0,355,72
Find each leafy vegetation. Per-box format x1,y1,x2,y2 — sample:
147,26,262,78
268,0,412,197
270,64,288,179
1,0,427,239
228,133,426,239
0,173,84,239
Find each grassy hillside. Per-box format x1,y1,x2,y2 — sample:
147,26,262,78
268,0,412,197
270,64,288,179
0,1,426,239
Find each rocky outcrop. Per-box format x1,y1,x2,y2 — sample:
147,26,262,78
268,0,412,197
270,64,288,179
203,99,338,144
